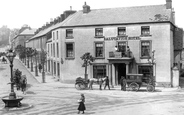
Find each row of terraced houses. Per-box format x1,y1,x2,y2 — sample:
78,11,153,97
12,0,184,87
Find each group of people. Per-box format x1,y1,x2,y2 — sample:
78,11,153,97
88,76,111,90
115,45,131,57
77,76,127,114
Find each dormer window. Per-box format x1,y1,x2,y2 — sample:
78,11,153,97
118,27,126,36
95,28,103,38
141,26,150,36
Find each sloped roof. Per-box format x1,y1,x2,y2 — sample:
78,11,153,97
31,4,173,39
59,4,172,27
20,28,36,35
29,23,60,40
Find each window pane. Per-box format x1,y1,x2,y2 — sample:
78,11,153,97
95,28,103,36
57,43,59,57
118,42,126,56
138,66,153,82
57,31,58,39
141,41,150,57
141,26,150,35
53,32,55,40
95,43,103,57
66,29,73,37
53,43,55,57
118,27,126,35
93,65,106,79
66,43,73,57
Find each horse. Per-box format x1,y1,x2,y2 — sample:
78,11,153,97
88,77,106,90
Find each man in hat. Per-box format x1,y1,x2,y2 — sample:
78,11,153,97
104,76,110,90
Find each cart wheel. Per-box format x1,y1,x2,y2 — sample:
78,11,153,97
147,85,155,92
129,82,139,91
75,82,83,90
80,83,86,90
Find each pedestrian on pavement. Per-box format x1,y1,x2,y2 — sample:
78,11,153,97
38,63,42,73
99,77,103,90
104,76,110,90
78,93,86,114
88,79,93,90
120,76,126,91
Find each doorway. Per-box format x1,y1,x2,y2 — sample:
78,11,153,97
118,63,126,84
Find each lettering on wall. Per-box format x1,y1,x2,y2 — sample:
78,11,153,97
104,36,141,41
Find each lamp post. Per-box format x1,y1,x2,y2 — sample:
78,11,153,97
2,49,24,107
6,49,16,99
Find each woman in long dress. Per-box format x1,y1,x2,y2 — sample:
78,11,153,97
78,94,86,114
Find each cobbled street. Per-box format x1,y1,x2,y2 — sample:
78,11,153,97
1,59,184,115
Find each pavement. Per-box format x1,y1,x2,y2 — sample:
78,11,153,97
1,58,184,114
15,57,184,93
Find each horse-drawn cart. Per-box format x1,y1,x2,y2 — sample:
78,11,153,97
75,77,89,90
126,74,155,92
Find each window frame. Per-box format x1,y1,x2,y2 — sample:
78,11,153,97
95,28,104,38
51,44,53,57
140,40,151,59
117,41,127,57
53,43,55,57
53,32,55,40
141,26,151,36
47,44,50,56
66,29,73,39
138,65,153,81
117,27,126,36
56,42,59,58
93,65,106,79
94,42,104,58
65,42,75,59
56,31,58,39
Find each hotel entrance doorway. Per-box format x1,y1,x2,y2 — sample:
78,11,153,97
117,63,126,84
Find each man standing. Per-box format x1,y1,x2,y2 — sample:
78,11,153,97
120,76,126,91
99,77,103,90
104,76,110,90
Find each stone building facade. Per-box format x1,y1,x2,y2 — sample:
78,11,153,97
27,0,183,87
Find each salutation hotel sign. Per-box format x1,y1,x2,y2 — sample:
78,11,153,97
104,36,141,41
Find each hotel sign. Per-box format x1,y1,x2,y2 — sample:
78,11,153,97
104,36,141,41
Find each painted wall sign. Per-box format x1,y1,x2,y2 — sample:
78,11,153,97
104,36,127,41
128,36,141,40
104,36,141,41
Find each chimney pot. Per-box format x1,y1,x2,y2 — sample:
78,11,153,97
83,2,90,13
166,0,172,9
70,6,72,10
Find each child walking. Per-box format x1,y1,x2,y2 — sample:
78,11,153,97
78,94,86,114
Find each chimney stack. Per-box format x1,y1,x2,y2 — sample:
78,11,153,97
166,0,172,9
83,2,90,13
63,7,76,19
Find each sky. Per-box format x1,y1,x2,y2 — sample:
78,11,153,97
0,0,184,29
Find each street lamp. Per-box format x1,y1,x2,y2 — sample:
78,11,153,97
6,49,16,99
2,49,23,107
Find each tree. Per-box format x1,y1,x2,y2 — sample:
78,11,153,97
0,25,10,47
15,45,26,61
40,49,47,83
80,52,95,80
